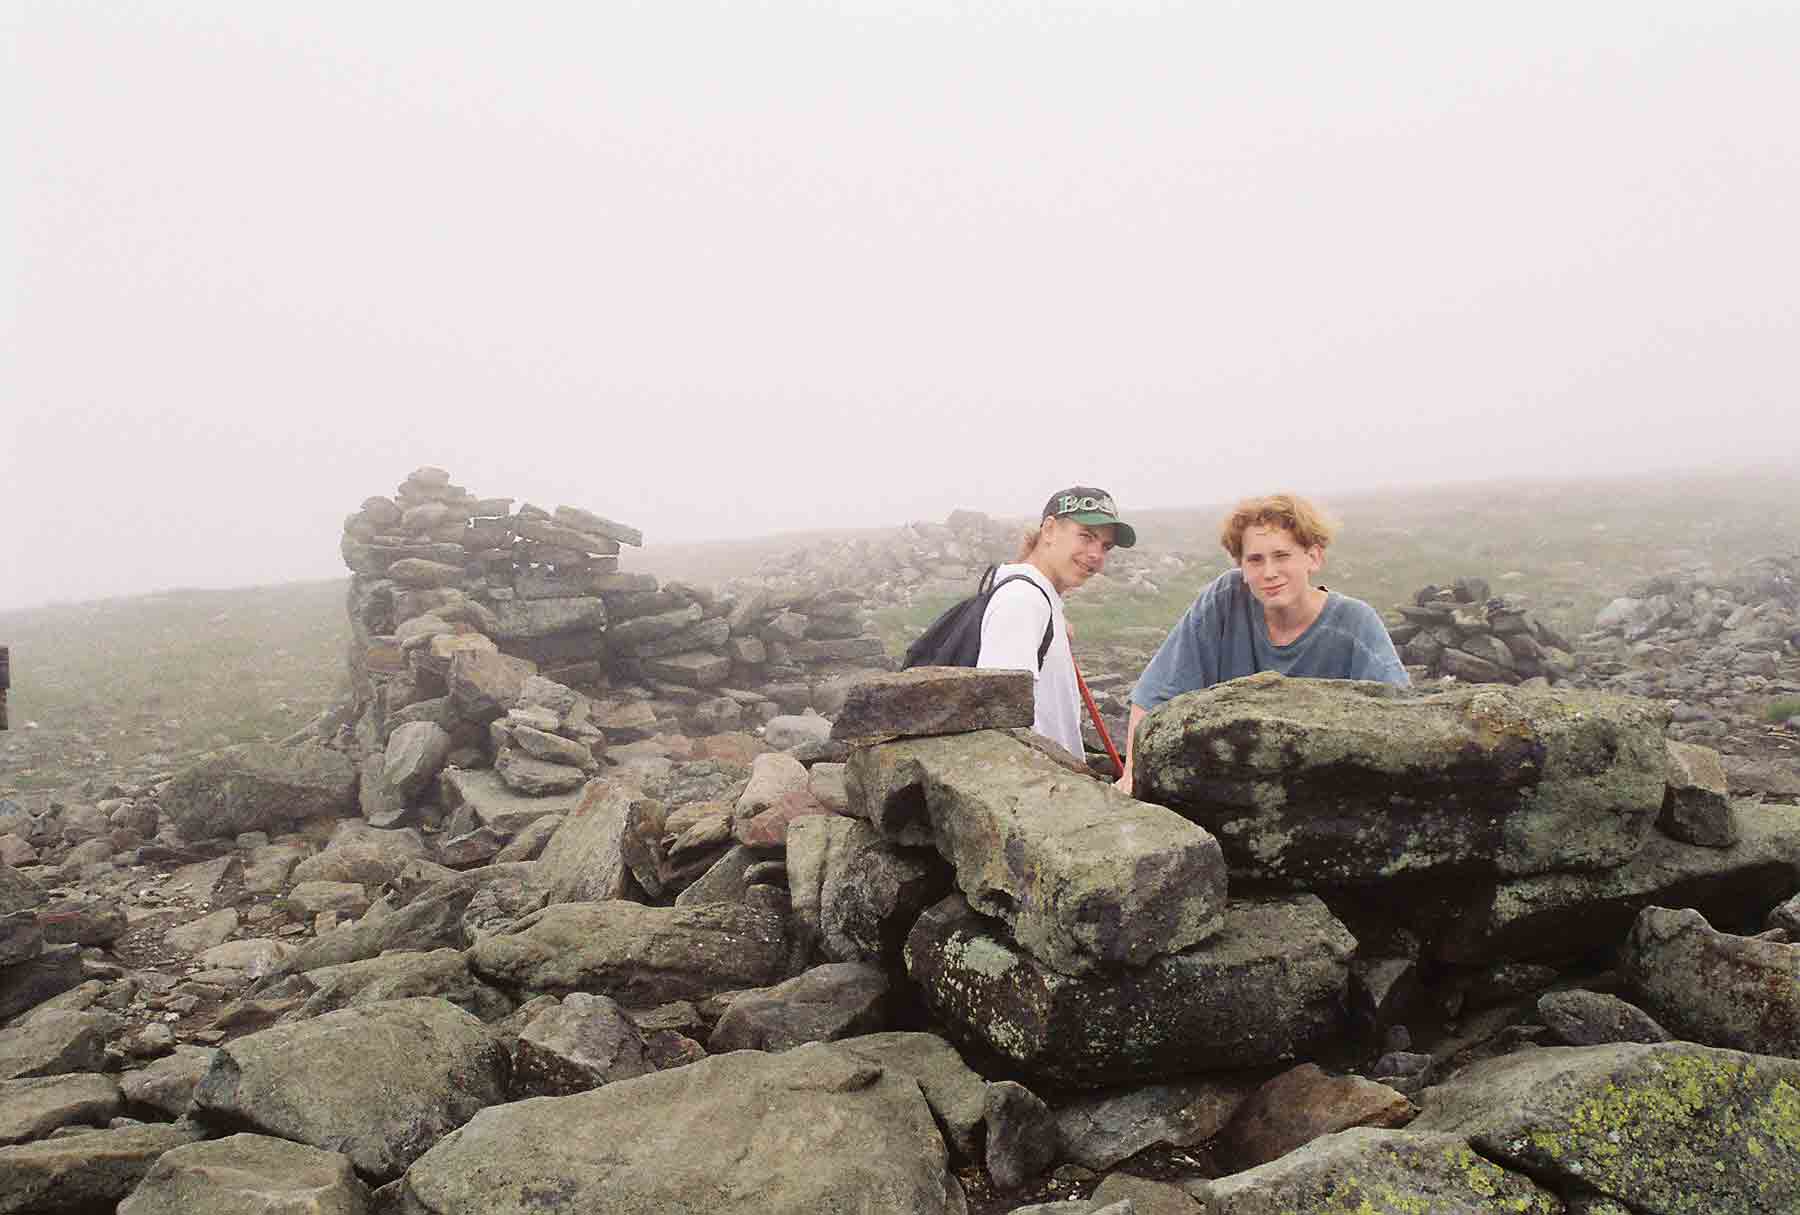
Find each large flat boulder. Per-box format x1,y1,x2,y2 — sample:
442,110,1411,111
467,900,789,1005
290,949,514,1022
1193,1127,1561,1214
852,730,1227,975
0,1010,118,1080
1418,799,1800,963
1620,906,1800,1058
0,1122,208,1215
1134,674,1668,884
1412,1041,1800,1213
395,1042,965,1215
118,1133,373,1215
191,997,509,1184
439,766,583,835
905,893,1353,1087
831,668,1034,745
0,1073,123,1146
162,742,358,841
832,1031,992,1162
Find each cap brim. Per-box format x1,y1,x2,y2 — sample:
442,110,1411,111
1065,512,1136,548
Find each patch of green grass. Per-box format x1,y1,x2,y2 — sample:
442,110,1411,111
1766,696,1800,725
0,581,348,788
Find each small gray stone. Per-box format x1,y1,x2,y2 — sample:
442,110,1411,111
1537,989,1670,1047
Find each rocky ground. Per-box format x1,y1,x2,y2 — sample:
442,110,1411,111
5,481,1800,1213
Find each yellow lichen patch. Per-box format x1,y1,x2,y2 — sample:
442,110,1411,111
1509,1051,1800,1207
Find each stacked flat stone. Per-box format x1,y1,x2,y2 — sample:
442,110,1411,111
2,860,69,1024
834,668,1352,1088
1386,576,1577,686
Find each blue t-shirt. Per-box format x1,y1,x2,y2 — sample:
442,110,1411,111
1131,569,1408,710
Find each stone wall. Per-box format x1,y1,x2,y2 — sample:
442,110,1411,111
339,467,892,762
734,508,1203,611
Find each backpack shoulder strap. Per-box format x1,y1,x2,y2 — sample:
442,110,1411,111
990,572,1056,670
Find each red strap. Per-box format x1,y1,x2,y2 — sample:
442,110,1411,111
1073,659,1124,778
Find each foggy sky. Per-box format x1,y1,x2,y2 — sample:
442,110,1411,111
6,2,1798,611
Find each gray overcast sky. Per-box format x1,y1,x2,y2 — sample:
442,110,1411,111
4,2,1797,610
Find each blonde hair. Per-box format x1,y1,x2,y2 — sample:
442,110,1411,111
1219,493,1337,560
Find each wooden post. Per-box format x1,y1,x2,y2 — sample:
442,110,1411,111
0,645,9,730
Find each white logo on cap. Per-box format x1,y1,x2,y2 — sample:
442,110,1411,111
1059,494,1117,515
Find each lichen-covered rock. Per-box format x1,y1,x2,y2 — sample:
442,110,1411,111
905,893,1353,1087
854,730,1227,975
1193,1126,1562,1214
162,742,358,841
467,900,788,1006
1413,1042,1800,1214
191,997,509,1184
1620,906,1800,1058
1134,674,1668,884
117,1133,374,1215
395,1042,966,1214
1417,799,1800,963
0,1122,208,1215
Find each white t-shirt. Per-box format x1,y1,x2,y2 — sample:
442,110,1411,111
976,563,1083,759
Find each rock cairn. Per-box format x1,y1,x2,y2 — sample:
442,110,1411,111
335,468,892,835
1386,576,1577,686
1580,556,1800,744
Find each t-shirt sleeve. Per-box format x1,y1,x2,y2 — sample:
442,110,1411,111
1346,600,1410,687
1131,578,1224,710
977,581,1053,675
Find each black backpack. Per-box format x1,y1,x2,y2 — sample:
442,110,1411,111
901,565,1054,670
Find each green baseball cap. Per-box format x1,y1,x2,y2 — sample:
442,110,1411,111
1042,486,1137,548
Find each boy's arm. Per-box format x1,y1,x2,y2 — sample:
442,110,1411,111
1116,702,1149,796
1117,579,1223,795
1346,600,1410,687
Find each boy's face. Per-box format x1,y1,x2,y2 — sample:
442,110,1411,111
1038,516,1117,593
1238,524,1323,612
